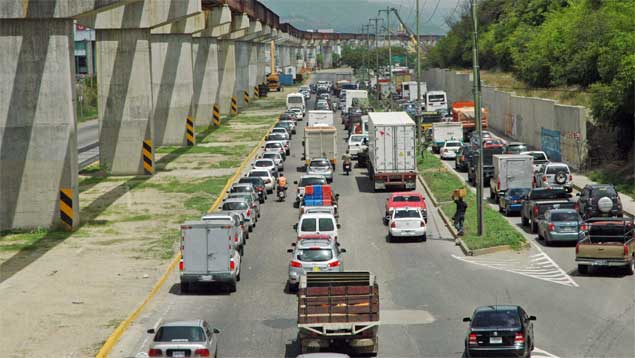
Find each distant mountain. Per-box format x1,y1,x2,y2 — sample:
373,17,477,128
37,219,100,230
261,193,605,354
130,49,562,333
260,0,461,35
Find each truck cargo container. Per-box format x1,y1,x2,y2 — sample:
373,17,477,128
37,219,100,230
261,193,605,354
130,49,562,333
344,90,368,113
368,112,417,191
304,126,338,166
307,110,334,127
431,122,463,153
451,101,488,134
489,154,534,202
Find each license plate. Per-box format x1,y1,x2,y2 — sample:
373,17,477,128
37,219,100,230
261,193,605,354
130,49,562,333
593,260,608,266
561,227,576,232
200,275,214,281
312,266,321,272
489,337,503,344
173,352,186,358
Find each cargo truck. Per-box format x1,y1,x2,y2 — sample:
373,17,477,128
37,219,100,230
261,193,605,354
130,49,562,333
307,110,334,127
401,81,427,101
467,144,506,186
431,122,463,153
451,101,488,135
296,272,379,355
344,90,368,113
368,112,417,192
489,154,534,202
303,126,338,166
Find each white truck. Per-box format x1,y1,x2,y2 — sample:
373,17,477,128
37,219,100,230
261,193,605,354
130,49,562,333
307,110,334,127
303,126,337,166
425,90,448,113
401,81,427,101
286,93,306,113
368,112,417,191
431,122,463,153
344,89,368,113
179,220,242,293
489,154,534,202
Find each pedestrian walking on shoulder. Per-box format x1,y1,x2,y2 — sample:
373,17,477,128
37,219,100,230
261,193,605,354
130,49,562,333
453,197,468,236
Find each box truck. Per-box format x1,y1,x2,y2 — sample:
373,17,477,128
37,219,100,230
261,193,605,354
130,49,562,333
431,122,463,153
307,110,334,127
489,154,534,201
344,90,368,113
303,126,338,166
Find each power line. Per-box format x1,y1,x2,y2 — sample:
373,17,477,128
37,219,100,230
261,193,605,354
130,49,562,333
421,0,442,25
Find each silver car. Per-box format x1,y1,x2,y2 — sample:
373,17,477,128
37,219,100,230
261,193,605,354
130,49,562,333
253,158,279,178
278,120,297,134
261,152,284,171
266,134,290,155
271,127,290,139
147,320,219,358
221,198,255,232
248,169,275,193
534,162,573,192
306,158,334,183
226,192,260,220
287,237,345,291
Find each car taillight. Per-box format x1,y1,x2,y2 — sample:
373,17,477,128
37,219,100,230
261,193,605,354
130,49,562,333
179,260,184,271
533,206,539,216
468,333,477,345
328,260,340,267
390,222,396,228
569,174,573,181
230,259,236,270
574,202,580,211
246,209,251,217
148,349,162,357
514,332,525,344
420,221,425,227
624,244,629,257
542,176,547,182
290,260,302,268
580,224,587,231
234,236,238,243
194,348,210,357
548,223,555,231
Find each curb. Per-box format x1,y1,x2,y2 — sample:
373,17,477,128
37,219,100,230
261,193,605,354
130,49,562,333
96,100,282,358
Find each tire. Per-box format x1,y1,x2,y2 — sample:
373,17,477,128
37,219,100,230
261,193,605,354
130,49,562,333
248,225,253,233
236,268,241,282
387,234,393,242
180,282,190,293
531,221,538,233
490,190,495,200
228,280,237,293
421,233,427,242
543,233,550,246
578,264,588,275
505,207,510,217
626,259,635,275
521,215,529,226
555,171,567,185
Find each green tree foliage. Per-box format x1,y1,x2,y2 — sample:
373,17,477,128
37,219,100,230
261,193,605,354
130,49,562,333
426,0,635,153
340,45,416,70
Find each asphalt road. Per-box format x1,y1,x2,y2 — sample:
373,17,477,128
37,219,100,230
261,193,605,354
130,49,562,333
114,72,634,358
78,118,99,168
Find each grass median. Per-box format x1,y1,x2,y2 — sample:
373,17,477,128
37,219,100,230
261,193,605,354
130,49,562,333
418,151,526,251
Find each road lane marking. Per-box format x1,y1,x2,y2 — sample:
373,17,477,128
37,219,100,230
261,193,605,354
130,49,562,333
533,347,560,357
452,252,578,288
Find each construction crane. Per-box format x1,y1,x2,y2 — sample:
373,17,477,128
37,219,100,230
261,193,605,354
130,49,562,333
390,8,424,51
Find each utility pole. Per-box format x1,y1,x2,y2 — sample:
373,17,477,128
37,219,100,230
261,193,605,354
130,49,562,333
416,0,422,151
370,17,382,102
378,7,394,109
361,25,367,82
364,24,371,83
471,0,484,236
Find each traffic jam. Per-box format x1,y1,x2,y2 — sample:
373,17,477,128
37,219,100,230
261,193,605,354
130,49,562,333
142,75,633,358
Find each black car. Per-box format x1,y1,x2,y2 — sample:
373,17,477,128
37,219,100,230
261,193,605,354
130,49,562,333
576,184,623,219
455,143,475,172
238,177,267,203
463,305,535,357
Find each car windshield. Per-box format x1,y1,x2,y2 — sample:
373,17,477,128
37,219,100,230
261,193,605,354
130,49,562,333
527,152,548,161
395,210,421,218
472,310,521,329
154,326,206,342
232,186,251,193
255,161,273,167
530,189,568,199
508,188,530,197
300,218,317,231
266,142,282,148
310,160,330,167
350,136,365,143
263,153,278,160
300,177,326,187
222,202,248,211
319,218,335,231
393,196,421,202
296,248,333,262
250,171,268,177
546,165,570,174
428,94,445,102
551,212,579,221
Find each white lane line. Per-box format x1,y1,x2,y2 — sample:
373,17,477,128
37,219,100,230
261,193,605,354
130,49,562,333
533,347,560,357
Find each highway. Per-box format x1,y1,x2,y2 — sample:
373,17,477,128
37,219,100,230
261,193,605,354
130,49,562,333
114,73,634,358
78,118,100,169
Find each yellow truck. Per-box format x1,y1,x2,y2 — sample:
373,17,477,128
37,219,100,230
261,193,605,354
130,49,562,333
575,218,635,275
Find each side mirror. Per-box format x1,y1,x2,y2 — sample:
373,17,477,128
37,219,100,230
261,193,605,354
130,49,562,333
291,242,296,246
335,194,340,199
287,248,293,253
213,328,221,334
462,317,471,322
294,181,298,185
529,316,536,321
337,224,341,229
147,328,156,334
293,223,298,230
340,248,347,253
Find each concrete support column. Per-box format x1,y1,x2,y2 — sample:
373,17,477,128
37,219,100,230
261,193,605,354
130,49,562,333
96,29,154,175
191,37,220,128
323,45,333,69
257,43,267,84
217,39,237,115
279,45,290,67
0,19,79,230
248,42,258,93
150,33,194,146
309,47,317,68
234,41,250,107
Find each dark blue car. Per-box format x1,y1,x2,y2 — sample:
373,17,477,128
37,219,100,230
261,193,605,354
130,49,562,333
499,188,531,216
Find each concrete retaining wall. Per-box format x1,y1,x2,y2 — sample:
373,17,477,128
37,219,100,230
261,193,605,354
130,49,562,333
424,68,589,169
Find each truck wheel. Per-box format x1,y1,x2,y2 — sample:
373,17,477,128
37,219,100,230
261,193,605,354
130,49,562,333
490,190,495,200
578,264,589,275
531,221,538,233
626,259,635,275
421,233,427,242
521,215,529,226
228,280,237,293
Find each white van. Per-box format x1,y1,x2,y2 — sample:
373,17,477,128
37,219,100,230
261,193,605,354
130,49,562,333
286,93,306,113
295,213,339,240
425,91,448,113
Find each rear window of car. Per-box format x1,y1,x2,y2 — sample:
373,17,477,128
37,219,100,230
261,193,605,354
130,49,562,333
250,171,269,177
530,189,568,200
395,210,421,219
591,186,617,198
300,218,317,232
263,153,278,160
255,161,273,167
222,202,248,211
297,249,333,262
231,186,251,193
350,136,365,143
239,178,263,186
268,134,285,141
527,152,548,161
393,196,421,202
310,159,330,167
472,310,521,329
589,223,633,243
154,326,206,342
265,142,282,148
546,165,570,174
300,177,326,187
551,212,579,222
319,218,335,231
508,188,530,197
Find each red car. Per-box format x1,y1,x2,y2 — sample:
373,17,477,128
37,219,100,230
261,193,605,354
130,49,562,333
384,192,427,224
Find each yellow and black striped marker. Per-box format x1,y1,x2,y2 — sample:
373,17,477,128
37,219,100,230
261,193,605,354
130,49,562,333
243,90,250,104
185,116,194,146
142,139,153,175
59,188,73,229
253,86,259,98
212,104,221,126
231,96,238,115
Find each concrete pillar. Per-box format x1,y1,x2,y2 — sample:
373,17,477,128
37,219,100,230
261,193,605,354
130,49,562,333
234,41,250,107
217,39,237,115
86,39,95,76
0,19,79,231
150,33,194,146
323,45,333,69
96,29,154,175
248,42,258,93
257,43,267,84
191,37,219,128
279,45,290,67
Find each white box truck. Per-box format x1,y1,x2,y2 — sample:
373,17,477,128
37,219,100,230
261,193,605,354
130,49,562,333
431,122,463,153
368,112,417,191
489,154,534,201
303,126,338,166
287,93,306,113
307,110,335,127
344,90,368,112
179,220,242,293
401,81,427,101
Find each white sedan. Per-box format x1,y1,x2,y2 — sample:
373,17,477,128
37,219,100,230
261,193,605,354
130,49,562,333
440,140,462,160
388,207,427,242
248,169,275,193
